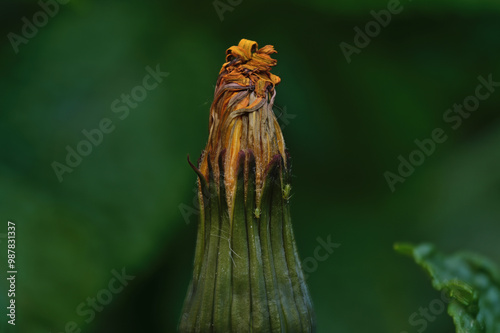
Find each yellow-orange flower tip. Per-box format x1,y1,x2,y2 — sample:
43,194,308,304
199,39,287,215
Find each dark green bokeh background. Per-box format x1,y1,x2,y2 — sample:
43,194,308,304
1,0,500,332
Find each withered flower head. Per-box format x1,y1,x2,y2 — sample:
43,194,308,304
180,39,315,333
200,39,286,211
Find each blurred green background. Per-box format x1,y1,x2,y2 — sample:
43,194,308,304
1,0,500,332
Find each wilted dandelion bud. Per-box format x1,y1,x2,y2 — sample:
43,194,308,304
179,39,315,333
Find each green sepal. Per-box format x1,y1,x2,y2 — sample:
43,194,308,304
259,154,286,331
230,151,252,331
245,150,272,332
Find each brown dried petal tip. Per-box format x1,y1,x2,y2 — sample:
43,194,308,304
200,39,286,213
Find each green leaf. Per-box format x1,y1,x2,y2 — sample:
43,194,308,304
395,243,500,333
